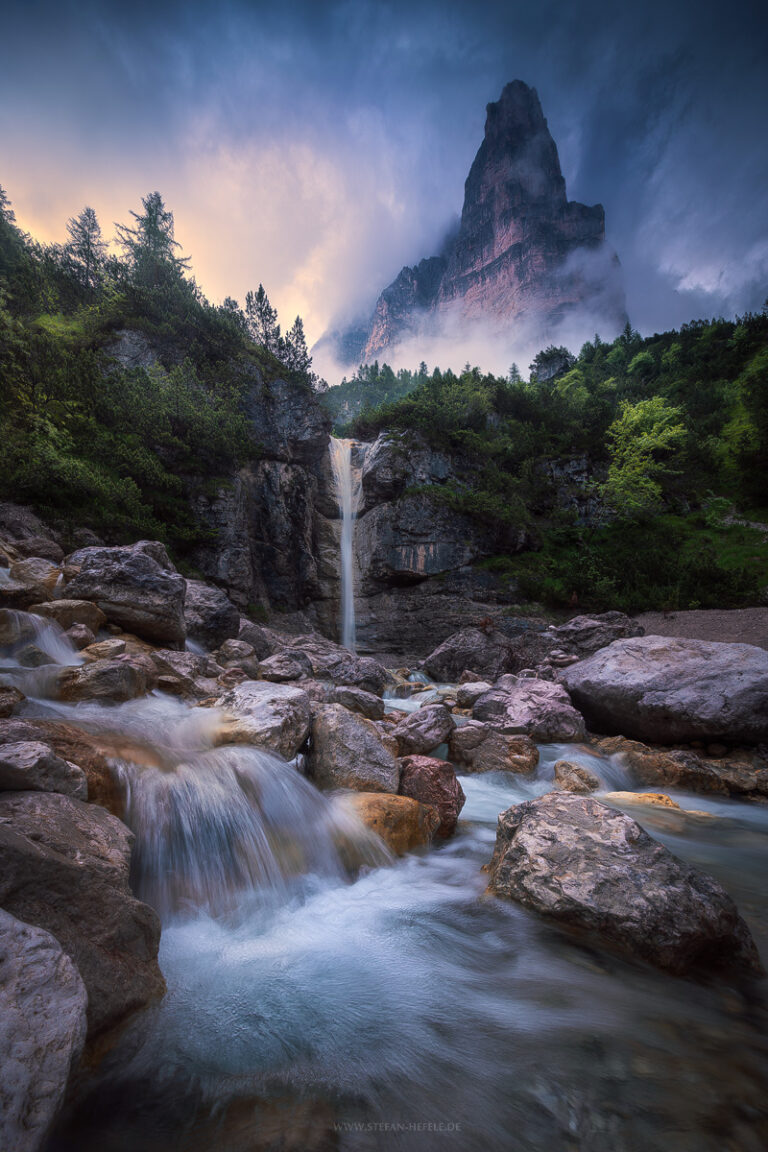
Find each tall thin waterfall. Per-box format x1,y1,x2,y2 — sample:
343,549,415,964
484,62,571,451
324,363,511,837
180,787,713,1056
329,437,364,652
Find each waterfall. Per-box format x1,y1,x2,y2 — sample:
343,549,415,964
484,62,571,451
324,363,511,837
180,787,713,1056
329,437,364,652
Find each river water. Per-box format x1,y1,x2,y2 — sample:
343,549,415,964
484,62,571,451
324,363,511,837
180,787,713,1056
2,611,767,1150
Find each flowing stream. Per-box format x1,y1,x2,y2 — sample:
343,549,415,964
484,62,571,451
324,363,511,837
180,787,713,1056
2,612,767,1150
329,438,365,652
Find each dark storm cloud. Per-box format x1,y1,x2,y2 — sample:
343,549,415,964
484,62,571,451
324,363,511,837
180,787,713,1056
1,0,767,365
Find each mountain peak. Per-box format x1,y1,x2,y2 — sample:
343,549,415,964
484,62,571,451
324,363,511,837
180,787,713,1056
329,81,625,365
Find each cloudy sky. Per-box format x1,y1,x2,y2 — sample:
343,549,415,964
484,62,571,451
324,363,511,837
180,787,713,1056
2,0,767,373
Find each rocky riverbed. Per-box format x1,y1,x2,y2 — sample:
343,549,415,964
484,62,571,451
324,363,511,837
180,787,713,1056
1,515,768,1151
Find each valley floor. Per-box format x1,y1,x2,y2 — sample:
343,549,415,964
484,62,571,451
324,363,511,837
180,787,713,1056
633,607,768,651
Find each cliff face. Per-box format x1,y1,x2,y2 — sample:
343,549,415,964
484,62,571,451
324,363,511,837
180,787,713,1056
340,81,625,363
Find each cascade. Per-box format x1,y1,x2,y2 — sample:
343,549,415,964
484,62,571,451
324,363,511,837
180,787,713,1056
329,437,364,652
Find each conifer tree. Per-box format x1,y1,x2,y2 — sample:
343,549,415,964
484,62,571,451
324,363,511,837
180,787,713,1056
245,284,280,352
65,206,106,291
282,315,312,375
115,191,190,288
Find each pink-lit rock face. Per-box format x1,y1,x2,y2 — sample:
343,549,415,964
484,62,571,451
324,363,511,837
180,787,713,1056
339,80,625,363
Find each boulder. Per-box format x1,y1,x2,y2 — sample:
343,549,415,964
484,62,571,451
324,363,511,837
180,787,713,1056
288,635,389,695
344,792,439,855
553,759,601,794
602,791,681,810
64,541,186,648
0,741,87,800
474,675,586,742
422,627,515,682
55,656,155,704
398,755,465,837
560,636,768,744
29,599,107,634
0,792,165,1037
81,637,126,660
329,685,385,721
592,736,768,799
0,686,26,718
215,681,312,759
487,792,762,976
391,704,455,756
448,722,538,775
149,649,210,699
258,650,314,682
309,704,399,793
548,612,644,657
217,638,256,664
455,681,493,709
183,579,240,649
0,909,87,1152
63,623,96,650
0,559,61,608
0,719,122,815
237,618,280,660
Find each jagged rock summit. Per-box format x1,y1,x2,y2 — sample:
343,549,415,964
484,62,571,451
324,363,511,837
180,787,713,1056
333,80,625,363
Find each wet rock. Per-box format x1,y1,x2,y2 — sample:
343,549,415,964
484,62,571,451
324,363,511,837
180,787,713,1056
0,719,122,815
602,791,681,809
217,638,255,664
487,792,762,976
474,674,586,742
64,541,186,648
329,685,385,720
0,791,165,1037
63,623,96,650
29,599,107,634
592,735,768,799
215,681,312,759
553,760,601,794
183,579,240,649
55,656,155,704
561,635,768,744
422,627,516,682
81,637,126,660
455,680,493,709
1,558,61,608
391,703,455,756
0,741,87,800
398,754,465,837
149,650,209,699
0,908,87,1152
237,619,280,660
258,650,314,682
448,721,539,775
288,635,389,695
0,686,25,718
14,643,52,668
344,792,439,855
309,704,399,793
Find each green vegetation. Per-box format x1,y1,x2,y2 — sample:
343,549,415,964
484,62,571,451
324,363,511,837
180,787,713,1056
0,185,318,552
333,318,768,611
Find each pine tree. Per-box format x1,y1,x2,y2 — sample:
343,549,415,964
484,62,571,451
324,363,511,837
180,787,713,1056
65,206,106,291
115,191,190,289
282,315,312,375
245,284,281,352
508,362,522,384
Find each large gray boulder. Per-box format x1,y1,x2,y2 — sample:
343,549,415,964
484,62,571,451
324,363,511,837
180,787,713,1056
287,634,389,695
214,681,312,759
55,656,156,703
448,722,538,774
183,579,240,649
422,627,515,682
547,612,644,657
474,675,586,742
0,559,61,609
0,742,87,800
561,635,768,744
309,703,399,793
487,792,762,976
0,792,164,1038
391,703,455,756
0,909,87,1152
64,541,186,647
